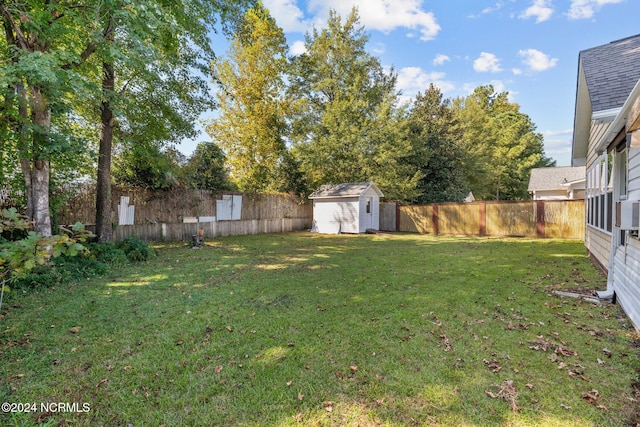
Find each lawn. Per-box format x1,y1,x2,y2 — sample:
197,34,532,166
1,232,639,426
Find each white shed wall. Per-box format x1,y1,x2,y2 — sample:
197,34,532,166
357,188,381,231
313,198,360,234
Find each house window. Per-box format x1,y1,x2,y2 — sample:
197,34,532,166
366,198,371,214
586,152,613,233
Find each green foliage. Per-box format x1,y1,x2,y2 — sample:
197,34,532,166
454,85,556,201
207,3,292,192
186,142,234,191
12,241,130,290
113,144,185,189
288,8,420,201
115,236,155,262
407,85,469,203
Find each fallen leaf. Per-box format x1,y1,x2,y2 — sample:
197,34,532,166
96,378,108,388
350,365,358,372
214,365,223,373
603,348,612,358
525,383,533,389
581,389,599,404
297,393,304,401
70,327,81,334
286,381,293,387
506,321,515,331
323,401,333,412
560,403,571,410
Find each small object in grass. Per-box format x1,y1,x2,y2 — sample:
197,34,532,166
70,326,81,334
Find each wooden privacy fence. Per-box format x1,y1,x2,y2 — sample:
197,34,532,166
113,218,310,242
381,200,585,239
53,185,312,242
57,185,311,225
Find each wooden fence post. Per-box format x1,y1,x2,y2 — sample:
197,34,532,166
432,204,439,235
479,202,487,236
395,201,401,233
536,200,545,238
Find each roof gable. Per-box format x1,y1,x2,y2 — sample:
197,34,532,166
580,34,640,113
308,182,383,199
528,166,586,192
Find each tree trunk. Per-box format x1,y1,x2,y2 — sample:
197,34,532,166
95,60,115,242
30,87,52,236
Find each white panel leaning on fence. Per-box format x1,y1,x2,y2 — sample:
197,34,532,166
117,196,135,225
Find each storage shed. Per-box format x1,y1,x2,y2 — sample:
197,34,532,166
309,182,384,234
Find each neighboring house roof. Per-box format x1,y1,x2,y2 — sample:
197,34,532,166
528,166,586,193
308,182,384,199
572,34,640,165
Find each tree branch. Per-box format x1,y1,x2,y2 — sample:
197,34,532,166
0,4,32,51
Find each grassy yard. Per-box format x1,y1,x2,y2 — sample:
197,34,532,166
1,232,639,426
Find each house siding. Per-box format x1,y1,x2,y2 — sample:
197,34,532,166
313,198,359,234
612,240,640,328
534,190,570,200
585,226,610,270
628,147,640,198
585,140,612,270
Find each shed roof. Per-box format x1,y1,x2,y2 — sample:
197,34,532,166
308,182,383,199
528,166,585,192
579,34,640,113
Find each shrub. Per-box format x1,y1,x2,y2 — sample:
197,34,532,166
115,237,155,262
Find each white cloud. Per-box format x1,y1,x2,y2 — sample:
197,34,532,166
433,54,450,66
263,0,311,32
290,40,307,55
473,52,503,73
518,48,558,71
567,0,624,20
307,0,441,41
520,0,554,23
396,66,455,104
542,129,573,165
512,68,523,75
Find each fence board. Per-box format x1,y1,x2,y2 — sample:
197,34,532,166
486,202,536,237
379,202,397,231
399,205,434,234
397,200,584,239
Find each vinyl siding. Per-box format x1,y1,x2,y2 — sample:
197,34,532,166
313,198,359,234
612,239,640,329
628,147,640,199
585,226,610,268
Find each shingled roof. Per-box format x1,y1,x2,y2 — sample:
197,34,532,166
308,182,383,199
528,166,585,192
579,34,640,113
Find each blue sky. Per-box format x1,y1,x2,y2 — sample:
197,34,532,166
179,0,639,166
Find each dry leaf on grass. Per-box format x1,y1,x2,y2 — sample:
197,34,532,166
485,380,519,412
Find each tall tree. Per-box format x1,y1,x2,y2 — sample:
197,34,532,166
1,0,252,237
407,84,468,203
186,142,233,191
288,8,420,200
206,2,291,192
454,85,555,200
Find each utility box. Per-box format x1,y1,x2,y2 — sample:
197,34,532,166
617,200,639,230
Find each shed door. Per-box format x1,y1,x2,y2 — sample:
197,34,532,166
365,197,373,230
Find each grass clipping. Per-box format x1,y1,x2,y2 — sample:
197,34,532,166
486,380,519,412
